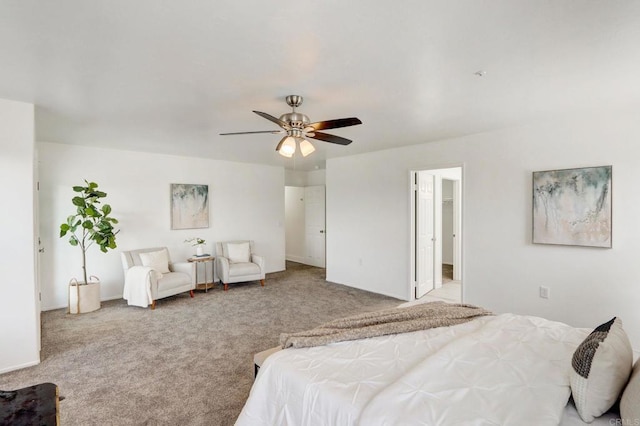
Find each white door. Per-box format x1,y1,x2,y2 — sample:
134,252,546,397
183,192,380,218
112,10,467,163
304,186,326,268
416,172,435,298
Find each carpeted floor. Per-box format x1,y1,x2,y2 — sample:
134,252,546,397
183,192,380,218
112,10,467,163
0,262,401,425
442,263,453,283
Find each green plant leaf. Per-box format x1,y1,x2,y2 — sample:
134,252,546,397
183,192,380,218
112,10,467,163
85,207,98,217
67,218,79,232
61,181,119,261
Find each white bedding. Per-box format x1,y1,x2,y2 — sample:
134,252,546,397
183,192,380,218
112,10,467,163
561,400,619,426
237,314,597,426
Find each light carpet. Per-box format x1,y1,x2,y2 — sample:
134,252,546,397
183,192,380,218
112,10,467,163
0,262,401,425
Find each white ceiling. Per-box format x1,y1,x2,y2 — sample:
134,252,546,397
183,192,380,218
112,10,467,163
1,1,639,171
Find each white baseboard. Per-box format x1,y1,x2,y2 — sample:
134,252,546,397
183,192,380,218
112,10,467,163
286,255,308,264
0,358,40,375
325,275,408,302
42,303,66,311
103,294,123,302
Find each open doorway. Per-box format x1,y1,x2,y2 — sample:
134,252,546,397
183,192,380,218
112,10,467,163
284,185,326,268
410,166,462,303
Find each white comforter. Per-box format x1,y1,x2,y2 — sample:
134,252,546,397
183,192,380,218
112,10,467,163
236,314,590,426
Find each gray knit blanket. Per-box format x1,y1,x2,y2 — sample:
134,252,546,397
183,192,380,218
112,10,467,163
279,301,493,349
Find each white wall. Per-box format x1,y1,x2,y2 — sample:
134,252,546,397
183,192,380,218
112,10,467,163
38,143,286,310
285,186,306,263
327,109,640,349
306,169,326,186
0,99,39,373
284,169,326,186
284,170,308,187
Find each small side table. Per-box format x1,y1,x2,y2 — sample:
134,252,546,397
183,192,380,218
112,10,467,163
187,255,215,292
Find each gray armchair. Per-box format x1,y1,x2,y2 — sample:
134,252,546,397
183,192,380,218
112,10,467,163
121,247,195,309
215,240,265,291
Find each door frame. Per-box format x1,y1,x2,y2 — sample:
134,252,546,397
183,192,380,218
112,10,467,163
409,164,465,301
34,150,42,356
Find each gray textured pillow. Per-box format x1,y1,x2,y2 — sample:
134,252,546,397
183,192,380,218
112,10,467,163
620,359,640,425
570,317,633,423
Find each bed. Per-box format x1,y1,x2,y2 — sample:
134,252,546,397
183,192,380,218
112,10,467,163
237,305,637,426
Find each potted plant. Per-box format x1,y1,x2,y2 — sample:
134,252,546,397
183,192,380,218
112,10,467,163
59,180,119,314
185,237,207,256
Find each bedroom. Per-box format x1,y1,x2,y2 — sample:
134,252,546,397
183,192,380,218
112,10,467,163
2,0,640,424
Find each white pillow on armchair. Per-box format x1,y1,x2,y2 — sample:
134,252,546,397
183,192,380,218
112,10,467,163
139,249,170,273
226,242,251,263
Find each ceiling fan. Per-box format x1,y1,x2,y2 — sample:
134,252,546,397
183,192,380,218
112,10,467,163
220,95,362,158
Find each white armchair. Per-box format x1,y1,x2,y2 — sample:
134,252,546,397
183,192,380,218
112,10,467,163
215,240,265,291
121,247,196,309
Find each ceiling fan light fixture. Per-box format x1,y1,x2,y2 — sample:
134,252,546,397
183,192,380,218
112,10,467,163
299,139,315,157
221,95,362,156
278,136,296,157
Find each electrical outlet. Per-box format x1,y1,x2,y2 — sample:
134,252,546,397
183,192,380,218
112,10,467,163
539,286,550,299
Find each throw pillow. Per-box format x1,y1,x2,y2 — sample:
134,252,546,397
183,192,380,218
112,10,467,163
139,249,170,274
620,359,640,424
226,242,251,263
570,317,633,423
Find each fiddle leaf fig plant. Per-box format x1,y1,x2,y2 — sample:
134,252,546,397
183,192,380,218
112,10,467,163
59,180,119,284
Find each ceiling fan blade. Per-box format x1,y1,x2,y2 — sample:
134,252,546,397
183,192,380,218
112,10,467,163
308,131,353,146
253,111,290,129
219,130,284,136
306,117,362,132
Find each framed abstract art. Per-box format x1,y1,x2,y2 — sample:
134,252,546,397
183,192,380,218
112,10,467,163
532,166,612,248
170,183,209,230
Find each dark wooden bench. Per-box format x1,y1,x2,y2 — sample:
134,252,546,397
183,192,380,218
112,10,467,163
0,382,59,426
